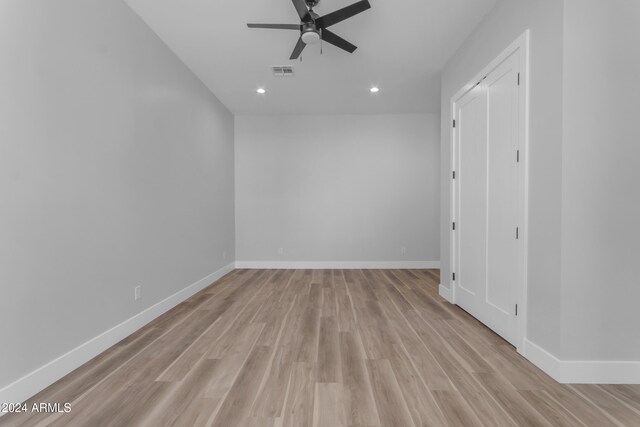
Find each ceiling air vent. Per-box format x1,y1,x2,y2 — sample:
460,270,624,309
272,66,294,77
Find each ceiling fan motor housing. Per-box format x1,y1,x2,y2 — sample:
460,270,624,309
301,22,321,45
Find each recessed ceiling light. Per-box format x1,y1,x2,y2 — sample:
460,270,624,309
256,88,266,94
370,86,380,93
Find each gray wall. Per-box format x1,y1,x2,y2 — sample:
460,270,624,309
235,114,440,263
0,0,235,389
560,0,640,361
439,0,565,355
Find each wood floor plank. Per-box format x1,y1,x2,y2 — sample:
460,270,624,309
335,270,358,333
209,345,273,427
601,384,640,413
254,271,299,348
366,359,416,427
252,270,296,325
296,305,322,363
339,332,381,427
387,270,454,321
402,309,479,382
317,316,341,383
345,270,377,302
3,269,639,427
518,390,588,427
141,358,221,426
373,287,453,392
427,319,494,374
354,299,398,360
204,322,265,400
321,286,338,318
385,343,449,427
473,372,553,427
444,317,511,350
543,385,621,427
58,381,171,427
431,390,484,427
170,397,223,427
571,384,640,426
205,271,278,359
449,374,519,427
488,344,559,391
154,301,235,382
250,298,301,418
158,269,274,381
313,383,347,427
280,362,315,427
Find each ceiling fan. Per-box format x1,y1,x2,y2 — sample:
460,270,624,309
247,0,371,60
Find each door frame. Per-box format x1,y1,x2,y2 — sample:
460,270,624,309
449,30,530,352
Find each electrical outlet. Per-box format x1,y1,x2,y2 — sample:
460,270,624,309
134,286,141,301
278,247,284,255
401,246,407,255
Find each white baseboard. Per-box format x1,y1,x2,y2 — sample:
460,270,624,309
234,261,440,269
438,284,454,303
523,339,640,384
522,339,563,381
0,262,235,408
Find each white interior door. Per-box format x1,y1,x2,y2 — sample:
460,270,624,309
453,50,520,345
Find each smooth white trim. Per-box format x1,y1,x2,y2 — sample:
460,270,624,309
450,30,530,352
523,339,640,384
0,263,235,408
522,339,563,380
518,31,531,354
438,284,454,303
234,261,440,270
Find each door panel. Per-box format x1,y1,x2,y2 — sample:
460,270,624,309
456,85,487,310
486,57,519,318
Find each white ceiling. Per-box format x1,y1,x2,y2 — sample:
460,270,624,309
124,0,496,115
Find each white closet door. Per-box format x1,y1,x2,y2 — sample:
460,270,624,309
454,83,488,317
454,50,520,345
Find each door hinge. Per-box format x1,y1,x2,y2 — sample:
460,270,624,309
453,119,456,128
517,150,520,163
515,304,518,316
474,76,487,88
452,272,456,281
516,227,519,239
517,72,520,86
452,222,456,231
452,170,456,179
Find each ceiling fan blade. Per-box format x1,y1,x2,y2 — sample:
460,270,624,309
290,37,306,60
321,29,357,53
291,0,309,20
247,23,301,30
316,0,371,28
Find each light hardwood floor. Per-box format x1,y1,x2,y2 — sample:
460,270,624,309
2,269,640,426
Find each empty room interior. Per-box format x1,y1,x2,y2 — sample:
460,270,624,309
2,0,640,425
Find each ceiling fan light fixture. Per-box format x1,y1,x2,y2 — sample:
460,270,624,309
301,30,320,45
